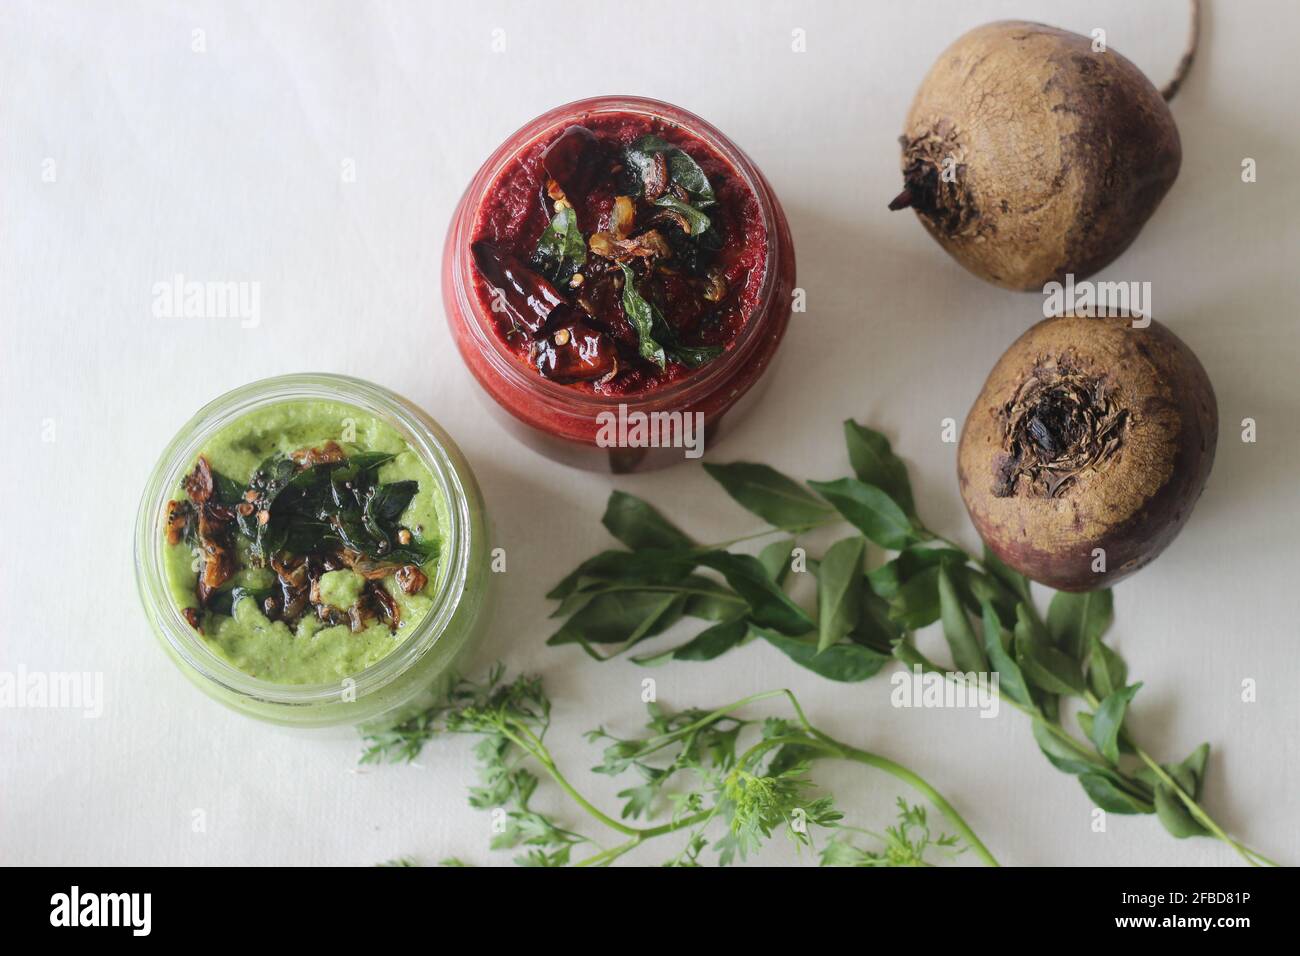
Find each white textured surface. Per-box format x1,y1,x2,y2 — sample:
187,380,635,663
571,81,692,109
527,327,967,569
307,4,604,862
3,0,1297,867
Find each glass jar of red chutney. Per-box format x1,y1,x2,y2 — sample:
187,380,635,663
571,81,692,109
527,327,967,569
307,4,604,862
442,95,795,472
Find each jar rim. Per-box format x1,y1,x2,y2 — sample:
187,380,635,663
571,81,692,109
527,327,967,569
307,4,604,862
133,373,473,707
446,94,783,414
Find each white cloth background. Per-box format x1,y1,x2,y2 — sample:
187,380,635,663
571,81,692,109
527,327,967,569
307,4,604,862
3,0,1297,866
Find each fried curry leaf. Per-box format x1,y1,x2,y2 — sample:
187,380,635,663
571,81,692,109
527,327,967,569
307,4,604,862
665,342,723,368
211,470,246,507
231,450,429,567
653,195,712,236
625,134,717,206
618,262,668,368
531,205,586,285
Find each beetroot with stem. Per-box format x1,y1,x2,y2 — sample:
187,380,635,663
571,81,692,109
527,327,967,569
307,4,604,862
890,2,1200,290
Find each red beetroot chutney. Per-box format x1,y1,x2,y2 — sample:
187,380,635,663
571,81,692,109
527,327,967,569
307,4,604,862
469,113,768,396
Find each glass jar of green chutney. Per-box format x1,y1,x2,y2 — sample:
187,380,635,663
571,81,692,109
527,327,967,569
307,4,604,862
134,374,491,728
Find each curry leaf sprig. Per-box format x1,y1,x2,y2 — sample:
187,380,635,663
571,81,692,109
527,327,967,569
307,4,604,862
361,665,994,867
547,420,1280,867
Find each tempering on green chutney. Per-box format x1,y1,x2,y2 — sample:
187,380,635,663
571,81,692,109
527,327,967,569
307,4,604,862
163,400,449,684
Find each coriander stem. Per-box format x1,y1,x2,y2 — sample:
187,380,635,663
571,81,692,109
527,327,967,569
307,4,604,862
637,809,715,839
497,725,643,838
514,688,994,868
739,734,1000,867
502,719,731,851
623,689,803,760
816,740,1000,868
574,809,717,867
576,839,641,867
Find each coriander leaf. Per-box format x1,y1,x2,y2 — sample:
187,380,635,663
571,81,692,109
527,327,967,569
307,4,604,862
1089,682,1142,764
601,491,695,551
821,800,963,867
807,477,921,550
816,537,866,653
703,462,835,532
360,709,440,764
1047,589,1114,660
618,262,667,368
842,421,917,517
616,781,660,821
752,626,890,682
938,565,988,674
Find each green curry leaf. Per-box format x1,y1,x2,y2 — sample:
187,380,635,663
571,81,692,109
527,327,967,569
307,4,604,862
703,462,835,532
816,537,866,653
807,478,921,551
842,421,917,517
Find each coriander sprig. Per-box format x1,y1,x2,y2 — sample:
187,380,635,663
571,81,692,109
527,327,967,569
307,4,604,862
547,420,1281,867
361,667,995,867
